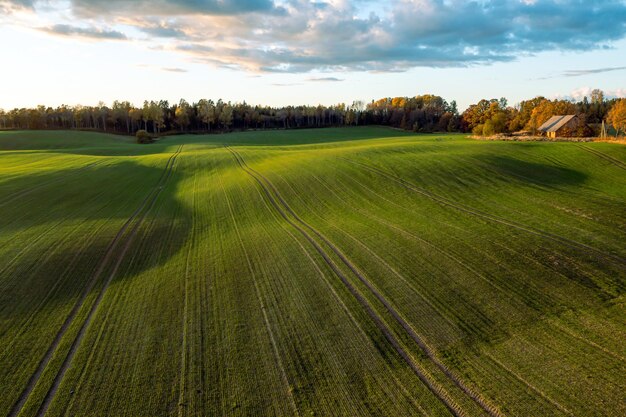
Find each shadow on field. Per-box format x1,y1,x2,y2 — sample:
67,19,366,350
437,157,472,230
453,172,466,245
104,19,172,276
477,155,587,187
172,126,416,147
0,160,191,317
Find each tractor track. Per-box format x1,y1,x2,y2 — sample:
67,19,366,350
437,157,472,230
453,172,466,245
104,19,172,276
217,170,300,417
8,145,183,417
577,145,626,171
249,181,429,416
340,157,626,267
226,146,500,417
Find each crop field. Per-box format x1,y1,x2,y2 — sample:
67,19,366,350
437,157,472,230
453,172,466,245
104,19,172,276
0,127,624,417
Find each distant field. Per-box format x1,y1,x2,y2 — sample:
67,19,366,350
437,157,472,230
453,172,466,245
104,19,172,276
0,127,624,417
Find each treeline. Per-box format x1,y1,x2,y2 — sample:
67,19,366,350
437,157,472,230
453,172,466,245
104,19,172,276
461,90,625,137
0,100,365,134
0,90,624,137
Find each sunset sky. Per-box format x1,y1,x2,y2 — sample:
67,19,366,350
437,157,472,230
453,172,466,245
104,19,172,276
1,0,625,110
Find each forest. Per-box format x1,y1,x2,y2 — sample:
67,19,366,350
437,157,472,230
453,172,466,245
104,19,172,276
1,90,624,138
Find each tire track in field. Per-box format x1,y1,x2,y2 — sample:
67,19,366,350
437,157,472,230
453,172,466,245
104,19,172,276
329,170,615,310
482,352,573,416
178,165,198,417
225,146,483,417
7,145,183,417
274,169,486,341
261,159,502,416
577,145,626,171
297,170,511,325
0,180,130,343
340,157,626,267
0,214,113,356
248,181,423,416
309,170,626,392
34,145,184,417
0,160,105,208
251,185,430,416
216,171,301,417
547,319,625,363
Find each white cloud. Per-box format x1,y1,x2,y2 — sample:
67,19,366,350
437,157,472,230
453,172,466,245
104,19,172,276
7,0,626,73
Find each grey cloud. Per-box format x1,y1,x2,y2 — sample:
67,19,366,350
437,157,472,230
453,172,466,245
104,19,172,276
1,0,35,7
535,66,626,80
41,24,127,40
27,0,626,72
70,0,278,16
161,67,188,72
140,24,188,39
563,66,626,77
307,77,344,82
0,0,35,13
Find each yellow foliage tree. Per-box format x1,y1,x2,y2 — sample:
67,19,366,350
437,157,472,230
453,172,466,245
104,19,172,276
607,99,626,135
527,99,577,133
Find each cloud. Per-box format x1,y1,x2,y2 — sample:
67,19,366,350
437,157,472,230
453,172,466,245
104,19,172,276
137,64,189,73
0,0,34,8
554,87,626,101
0,0,35,13
562,66,626,77
17,0,626,72
161,67,188,73
69,0,279,16
535,65,626,80
307,77,344,82
41,24,127,40
139,23,188,39
168,0,626,72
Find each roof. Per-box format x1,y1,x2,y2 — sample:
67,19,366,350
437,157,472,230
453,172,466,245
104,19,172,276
538,115,577,132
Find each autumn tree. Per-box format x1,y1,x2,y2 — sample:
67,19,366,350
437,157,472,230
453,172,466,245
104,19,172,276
607,99,626,136
462,98,511,135
526,99,577,134
508,96,545,132
175,99,191,132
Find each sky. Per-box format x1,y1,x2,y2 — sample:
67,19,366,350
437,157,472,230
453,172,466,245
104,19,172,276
0,0,625,111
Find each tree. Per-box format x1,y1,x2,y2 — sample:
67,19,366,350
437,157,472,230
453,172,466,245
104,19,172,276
197,99,216,131
591,89,604,105
462,98,512,134
112,100,132,133
219,103,233,130
97,101,108,131
508,96,544,132
607,99,626,136
129,107,143,132
351,100,365,125
136,129,152,144
527,99,577,134
175,99,191,132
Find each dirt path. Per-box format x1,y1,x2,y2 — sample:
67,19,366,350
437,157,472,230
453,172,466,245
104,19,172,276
8,146,183,417
341,157,626,267
226,146,479,417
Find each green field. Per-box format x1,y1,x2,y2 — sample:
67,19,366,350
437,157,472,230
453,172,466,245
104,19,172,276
1,127,624,417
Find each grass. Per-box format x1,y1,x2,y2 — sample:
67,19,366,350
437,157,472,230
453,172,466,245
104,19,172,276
0,127,624,417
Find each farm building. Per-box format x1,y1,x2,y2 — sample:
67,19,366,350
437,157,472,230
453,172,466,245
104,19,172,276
538,115,579,138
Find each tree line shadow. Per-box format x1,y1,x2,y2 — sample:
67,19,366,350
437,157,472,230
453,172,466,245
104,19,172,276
0,160,191,320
